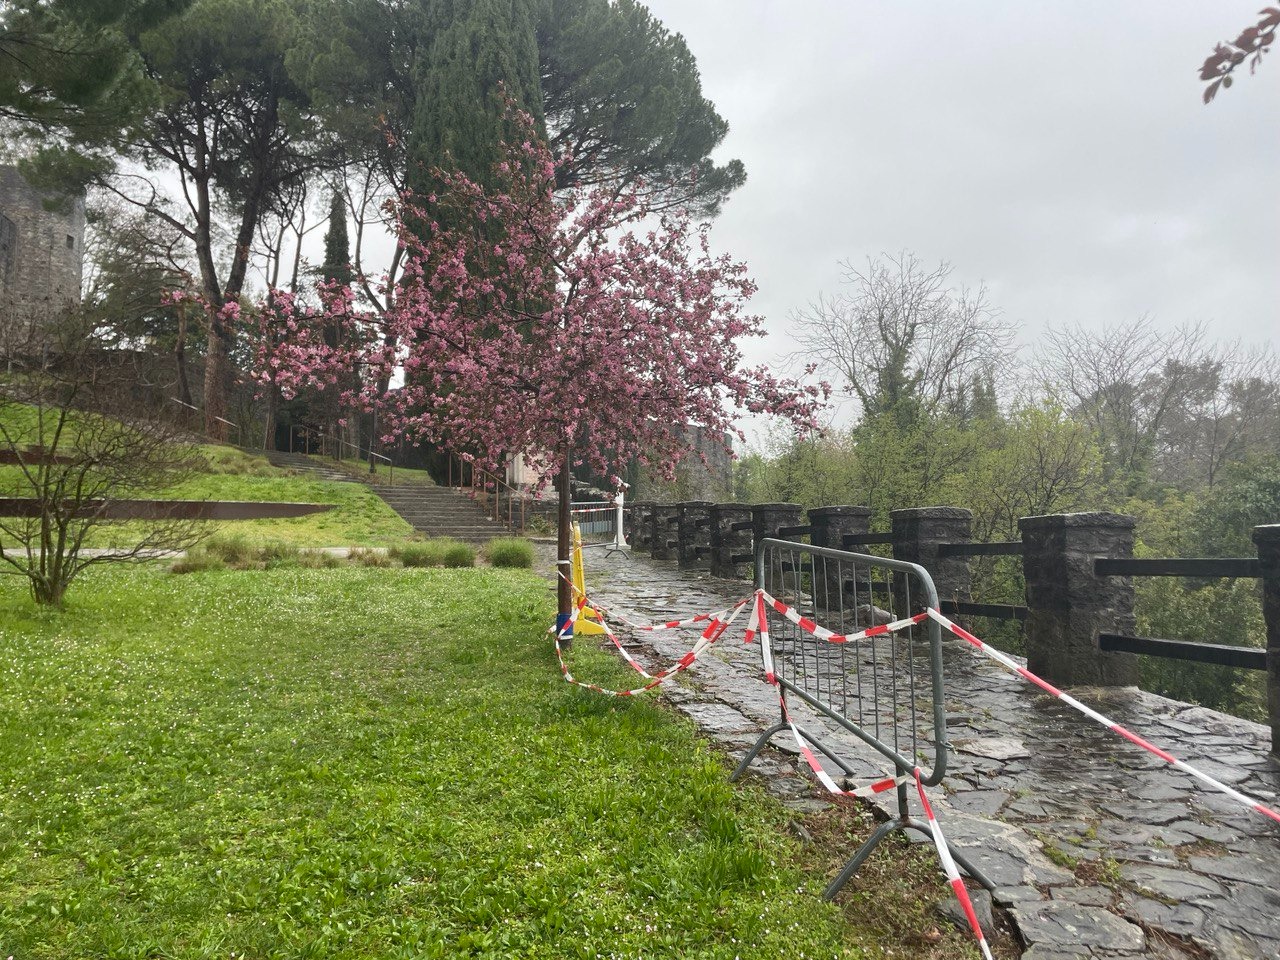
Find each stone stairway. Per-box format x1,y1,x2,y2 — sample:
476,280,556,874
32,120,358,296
260,449,361,483
369,483,506,543
261,449,507,543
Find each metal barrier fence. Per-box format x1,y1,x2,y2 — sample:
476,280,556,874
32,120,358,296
732,538,992,898
571,501,617,539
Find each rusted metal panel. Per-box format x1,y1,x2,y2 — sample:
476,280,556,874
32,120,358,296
0,448,76,465
0,499,335,520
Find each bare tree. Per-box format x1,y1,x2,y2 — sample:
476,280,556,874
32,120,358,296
1034,318,1209,488
794,252,1016,423
1156,343,1279,488
0,322,204,605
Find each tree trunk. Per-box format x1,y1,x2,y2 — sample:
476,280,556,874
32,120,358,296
263,385,278,451
556,446,572,648
174,305,193,408
203,311,230,440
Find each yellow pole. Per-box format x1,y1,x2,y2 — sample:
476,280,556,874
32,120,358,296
570,522,606,634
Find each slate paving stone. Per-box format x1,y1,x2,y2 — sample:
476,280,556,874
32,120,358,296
1198,924,1274,960
992,884,1044,906
1179,820,1240,844
954,736,1031,761
1121,895,1207,937
570,549,1280,960
675,701,756,734
936,888,995,935
945,788,1010,817
1051,886,1114,907
1012,901,1146,952
1100,801,1193,826
1186,854,1280,885
1121,864,1226,901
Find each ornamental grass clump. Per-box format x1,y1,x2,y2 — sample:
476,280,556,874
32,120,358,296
440,540,476,568
391,542,446,567
486,537,534,569
349,547,395,568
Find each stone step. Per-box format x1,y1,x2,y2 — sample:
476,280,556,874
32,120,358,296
254,451,513,543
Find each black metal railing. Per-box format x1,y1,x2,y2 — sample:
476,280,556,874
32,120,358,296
1095,556,1263,667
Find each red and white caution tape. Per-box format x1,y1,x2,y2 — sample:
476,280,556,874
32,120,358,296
751,595,991,957
914,768,995,960
760,589,930,643
749,593,910,798
554,597,746,697
553,583,1279,959
925,607,1280,828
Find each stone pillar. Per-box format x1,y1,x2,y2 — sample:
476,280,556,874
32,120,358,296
1253,525,1280,754
750,502,804,545
709,502,753,580
677,500,714,570
1020,512,1139,687
891,507,973,610
809,505,872,608
630,501,654,553
650,503,679,561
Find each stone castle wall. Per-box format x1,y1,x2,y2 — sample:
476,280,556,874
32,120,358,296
635,423,733,502
0,165,86,342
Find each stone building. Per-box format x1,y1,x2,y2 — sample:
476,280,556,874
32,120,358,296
0,164,86,344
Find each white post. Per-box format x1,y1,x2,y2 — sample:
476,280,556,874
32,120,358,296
613,488,628,549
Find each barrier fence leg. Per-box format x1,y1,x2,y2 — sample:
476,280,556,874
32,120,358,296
823,779,995,901
792,723,859,777
823,817,903,900
730,721,787,782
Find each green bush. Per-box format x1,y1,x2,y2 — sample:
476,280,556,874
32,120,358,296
441,540,476,568
259,541,302,568
391,542,446,567
486,537,534,569
169,550,225,574
349,547,394,568
202,532,259,566
296,551,342,569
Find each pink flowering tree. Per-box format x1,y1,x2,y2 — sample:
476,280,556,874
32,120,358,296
257,109,827,636
246,285,374,449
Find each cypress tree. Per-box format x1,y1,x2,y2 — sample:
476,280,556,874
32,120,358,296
407,0,544,200
320,191,352,287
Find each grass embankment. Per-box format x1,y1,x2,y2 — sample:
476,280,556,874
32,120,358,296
0,565,869,959
159,447,415,547
0,443,415,548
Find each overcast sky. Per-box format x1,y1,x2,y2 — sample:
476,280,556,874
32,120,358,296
638,1,1279,382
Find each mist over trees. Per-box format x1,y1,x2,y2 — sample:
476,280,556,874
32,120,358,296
745,252,1279,720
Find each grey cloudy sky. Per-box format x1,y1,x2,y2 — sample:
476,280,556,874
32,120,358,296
639,1,1279,378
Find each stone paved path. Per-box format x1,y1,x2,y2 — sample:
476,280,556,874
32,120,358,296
557,547,1280,960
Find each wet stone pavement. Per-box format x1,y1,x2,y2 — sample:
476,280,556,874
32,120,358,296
548,545,1280,960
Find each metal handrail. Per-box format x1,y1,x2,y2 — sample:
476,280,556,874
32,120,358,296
212,416,240,443
447,453,526,532
170,397,241,445
326,429,394,481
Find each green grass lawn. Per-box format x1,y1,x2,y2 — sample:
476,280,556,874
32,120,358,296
0,565,870,959
0,445,415,548
153,446,415,547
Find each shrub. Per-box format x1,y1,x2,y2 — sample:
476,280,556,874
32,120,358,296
202,533,259,567
441,540,476,568
348,547,394,568
170,550,226,574
486,537,534,569
296,551,342,569
391,542,446,567
259,542,301,568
